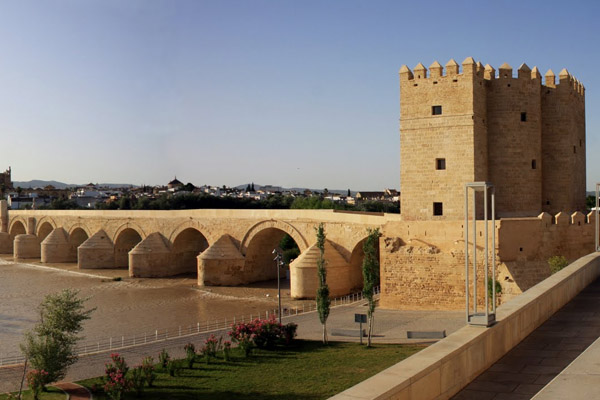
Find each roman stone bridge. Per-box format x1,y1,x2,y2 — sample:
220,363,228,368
0,204,391,299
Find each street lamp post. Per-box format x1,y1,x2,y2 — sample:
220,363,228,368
272,249,283,324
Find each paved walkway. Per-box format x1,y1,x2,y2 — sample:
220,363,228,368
0,301,464,394
453,278,600,400
54,382,91,400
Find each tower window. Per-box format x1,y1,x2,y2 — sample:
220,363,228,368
432,105,442,115
433,202,443,216
521,112,527,122
436,158,446,170
531,160,536,169
573,146,576,154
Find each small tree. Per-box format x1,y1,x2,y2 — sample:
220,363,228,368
316,223,330,344
20,289,94,386
362,228,381,347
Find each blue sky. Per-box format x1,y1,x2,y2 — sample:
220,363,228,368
0,0,598,191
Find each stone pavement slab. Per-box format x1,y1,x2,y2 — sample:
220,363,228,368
452,278,600,400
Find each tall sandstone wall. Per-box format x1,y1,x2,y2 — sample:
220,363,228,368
380,212,595,310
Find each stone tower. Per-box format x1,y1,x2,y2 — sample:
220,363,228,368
399,58,585,220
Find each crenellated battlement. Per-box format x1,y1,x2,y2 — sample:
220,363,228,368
399,57,585,96
537,211,596,226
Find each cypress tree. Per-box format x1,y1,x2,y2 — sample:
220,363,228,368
316,223,330,344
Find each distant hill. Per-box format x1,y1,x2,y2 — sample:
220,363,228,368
13,180,136,189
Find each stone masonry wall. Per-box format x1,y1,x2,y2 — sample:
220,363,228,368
380,212,595,310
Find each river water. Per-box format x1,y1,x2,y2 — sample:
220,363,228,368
0,259,307,358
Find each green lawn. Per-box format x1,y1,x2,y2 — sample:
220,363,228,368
80,340,423,400
0,386,65,400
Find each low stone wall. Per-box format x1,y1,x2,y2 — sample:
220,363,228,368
330,252,600,400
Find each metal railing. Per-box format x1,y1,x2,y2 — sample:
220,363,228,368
0,287,379,367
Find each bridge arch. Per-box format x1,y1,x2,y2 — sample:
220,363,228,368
172,228,209,275
348,236,381,292
242,221,306,284
240,220,308,256
9,219,26,240
67,224,92,238
113,226,143,268
69,227,89,254
37,221,55,242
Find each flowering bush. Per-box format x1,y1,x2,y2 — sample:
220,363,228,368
200,334,221,363
104,353,131,400
26,369,48,400
141,356,156,387
229,321,256,357
228,317,297,356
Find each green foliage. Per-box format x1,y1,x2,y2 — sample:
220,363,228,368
487,278,502,308
316,223,330,344
158,349,170,369
279,234,300,265
548,255,569,274
586,195,596,211
362,228,381,346
38,198,82,210
184,343,196,368
141,357,156,387
20,289,94,385
130,366,145,397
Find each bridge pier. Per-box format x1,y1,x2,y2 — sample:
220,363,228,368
78,230,114,269
14,217,40,259
41,228,74,263
198,235,245,285
0,200,11,253
129,233,172,277
290,239,352,299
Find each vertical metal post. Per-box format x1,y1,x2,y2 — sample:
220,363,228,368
472,188,477,313
484,185,489,314
465,185,469,323
492,187,496,314
594,183,600,251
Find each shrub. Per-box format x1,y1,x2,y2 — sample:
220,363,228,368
26,369,48,400
158,349,170,369
103,353,131,400
253,318,282,349
141,356,156,387
166,360,182,377
130,366,145,397
184,342,196,368
223,341,232,361
229,321,256,357
282,322,298,345
201,334,221,364
548,255,569,274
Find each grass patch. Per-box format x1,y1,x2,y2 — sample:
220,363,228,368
80,340,423,399
0,386,65,400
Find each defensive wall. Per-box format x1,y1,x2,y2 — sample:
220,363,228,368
332,251,600,400
0,204,595,309
381,210,596,309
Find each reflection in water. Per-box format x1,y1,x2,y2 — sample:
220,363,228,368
0,261,303,355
